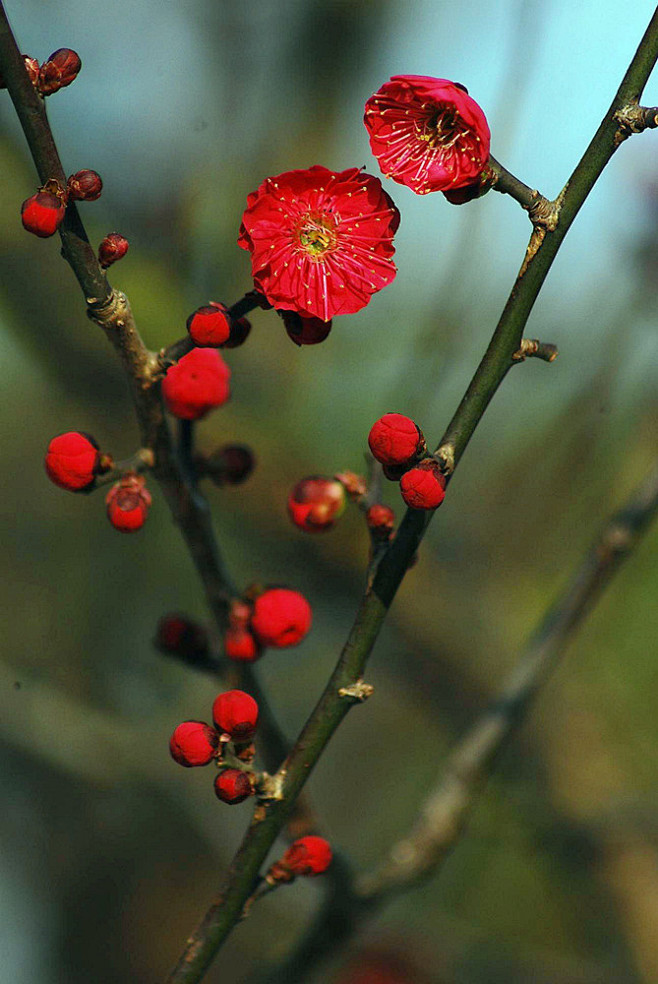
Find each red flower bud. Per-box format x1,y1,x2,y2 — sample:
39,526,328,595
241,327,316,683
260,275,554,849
399,459,446,510
281,311,332,346
169,721,219,767
44,431,100,491
162,348,231,420
155,614,209,662
106,474,152,532
21,191,66,238
250,588,312,648
214,768,253,804
223,316,251,349
98,233,129,268
212,690,259,740
67,169,103,202
366,503,395,536
38,48,81,96
203,444,255,486
281,836,333,875
368,413,425,467
186,303,232,347
224,627,262,663
287,476,346,533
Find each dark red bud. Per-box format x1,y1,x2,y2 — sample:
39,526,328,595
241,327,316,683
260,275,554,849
281,310,332,346
98,233,129,268
38,48,81,96
214,769,253,804
382,463,410,482
155,614,209,663
203,444,255,486
67,169,103,201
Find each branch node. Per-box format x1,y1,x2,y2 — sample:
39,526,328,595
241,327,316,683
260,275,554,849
434,443,456,476
86,288,130,329
338,680,374,702
512,338,559,363
526,194,560,232
257,770,286,801
614,103,658,145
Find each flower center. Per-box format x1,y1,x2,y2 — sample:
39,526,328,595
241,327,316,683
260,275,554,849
417,105,467,151
295,212,338,259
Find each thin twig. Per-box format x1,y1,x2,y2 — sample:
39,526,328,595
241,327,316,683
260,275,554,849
163,10,658,981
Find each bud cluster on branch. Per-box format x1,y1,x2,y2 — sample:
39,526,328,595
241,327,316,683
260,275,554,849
3,3,658,980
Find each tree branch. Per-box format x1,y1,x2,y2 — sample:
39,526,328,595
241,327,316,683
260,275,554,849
164,10,658,981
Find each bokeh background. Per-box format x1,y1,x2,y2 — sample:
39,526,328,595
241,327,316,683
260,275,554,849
1,0,658,981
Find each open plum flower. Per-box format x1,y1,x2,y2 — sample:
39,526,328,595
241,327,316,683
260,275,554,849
238,165,400,321
364,76,490,194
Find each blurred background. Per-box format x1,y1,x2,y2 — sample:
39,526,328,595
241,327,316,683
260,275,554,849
1,0,658,981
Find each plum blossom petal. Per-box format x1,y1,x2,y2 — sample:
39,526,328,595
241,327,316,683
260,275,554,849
364,76,490,194
238,166,399,321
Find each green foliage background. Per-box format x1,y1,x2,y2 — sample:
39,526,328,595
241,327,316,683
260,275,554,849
0,1,657,981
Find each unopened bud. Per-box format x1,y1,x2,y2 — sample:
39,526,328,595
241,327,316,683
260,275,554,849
67,169,103,202
98,233,129,268
38,48,81,96
281,310,332,346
